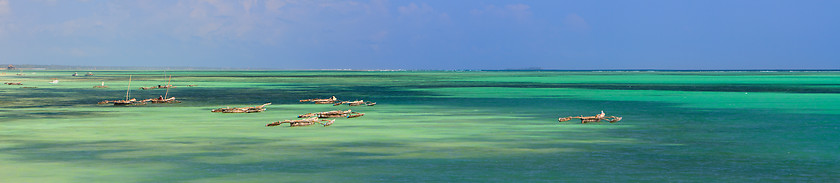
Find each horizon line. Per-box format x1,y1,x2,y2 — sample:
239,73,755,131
4,64,840,72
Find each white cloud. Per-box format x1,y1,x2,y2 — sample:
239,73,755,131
0,0,10,15
241,0,256,15
264,0,287,13
370,30,388,42
197,22,223,37
471,3,532,21
505,4,531,20
439,12,450,22
563,13,590,31
189,6,207,18
0,0,413,46
365,0,389,15
161,0,264,40
396,2,449,23
469,5,489,16
201,0,235,16
398,2,431,15
131,0,394,44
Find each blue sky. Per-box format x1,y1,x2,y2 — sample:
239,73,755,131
0,0,838,70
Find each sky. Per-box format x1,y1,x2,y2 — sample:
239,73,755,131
0,0,838,70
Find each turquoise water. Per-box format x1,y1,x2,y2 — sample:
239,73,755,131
1,71,838,182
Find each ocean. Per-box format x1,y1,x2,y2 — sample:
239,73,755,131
1,71,838,182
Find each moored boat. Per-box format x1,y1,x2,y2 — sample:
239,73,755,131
300,96,339,104
266,117,335,127
212,103,271,113
297,109,363,118
558,111,623,123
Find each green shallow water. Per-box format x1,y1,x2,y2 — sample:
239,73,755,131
1,71,838,182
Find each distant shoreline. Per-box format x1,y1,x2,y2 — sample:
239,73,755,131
3,64,838,72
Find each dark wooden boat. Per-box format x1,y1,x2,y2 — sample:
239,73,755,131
558,111,623,123
141,97,181,104
99,75,144,106
108,98,146,106
297,110,363,118
334,100,376,106
141,74,181,104
140,85,175,90
211,103,271,113
300,96,339,104
266,117,335,127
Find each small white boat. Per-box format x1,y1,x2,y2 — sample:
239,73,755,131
94,81,108,88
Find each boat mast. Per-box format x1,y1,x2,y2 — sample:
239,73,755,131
164,74,171,98
125,75,132,101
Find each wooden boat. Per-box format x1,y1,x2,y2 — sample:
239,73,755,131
97,99,137,105
266,117,335,127
140,96,181,104
140,74,181,104
333,100,376,106
99,75,145,106
212,103,271,113
298,110,364,118
111,98,146,106
558,111,623,123
84,72,94,76
140,85,175,90
4,82,22,85
300,96,339,104
140,71,176,90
